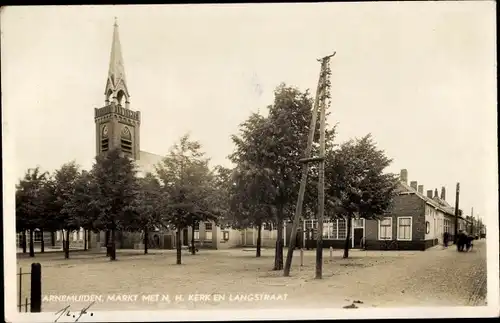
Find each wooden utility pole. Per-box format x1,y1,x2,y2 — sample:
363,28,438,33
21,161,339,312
454,183,460,244
283,52,335,278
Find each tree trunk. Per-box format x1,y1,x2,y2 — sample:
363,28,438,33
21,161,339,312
144,227,149,255
110,229,116,261
65,230,70,259
256,223,262,257
61,230,66,252
343,215,352,259
51,231,55,247
87,230,92,250
29,229,35,257
274,208,284,270
22,231,27,253
176,228,182,265
105,230,110,256
84,229,87,251
40,229,45,253
191,219,196,255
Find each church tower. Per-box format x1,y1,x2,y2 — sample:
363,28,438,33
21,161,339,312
95,19,141,160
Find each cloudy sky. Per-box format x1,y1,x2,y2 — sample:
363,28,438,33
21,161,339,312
2,3,496,222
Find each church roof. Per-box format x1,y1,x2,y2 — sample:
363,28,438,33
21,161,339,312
136,150,164,178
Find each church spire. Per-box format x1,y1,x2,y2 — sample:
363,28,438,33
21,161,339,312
105,18,130,108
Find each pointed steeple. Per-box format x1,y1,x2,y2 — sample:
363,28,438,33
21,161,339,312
105,18,130,108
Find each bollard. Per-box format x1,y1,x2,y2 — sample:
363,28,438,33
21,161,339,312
300,248,304,266
330,246,333,260
30,263,42,312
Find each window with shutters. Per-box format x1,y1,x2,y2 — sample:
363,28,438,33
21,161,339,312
378,217,392,240
397,217,412,240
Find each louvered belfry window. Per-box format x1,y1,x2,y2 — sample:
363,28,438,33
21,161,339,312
120,126,132,154
101,125,109,152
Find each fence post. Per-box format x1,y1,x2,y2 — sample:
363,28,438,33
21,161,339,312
300,248,304,266
30,263,42,312
18,268,22,312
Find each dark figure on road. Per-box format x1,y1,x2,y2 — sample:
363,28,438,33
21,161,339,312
465,235,474,252
457,230,467,252
443,231,449,247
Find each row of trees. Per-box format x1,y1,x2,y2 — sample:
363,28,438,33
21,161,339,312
16,136,222,264
16,83,399,268
228,84,399,267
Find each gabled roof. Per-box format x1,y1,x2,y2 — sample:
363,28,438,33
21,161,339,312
396,181,455,216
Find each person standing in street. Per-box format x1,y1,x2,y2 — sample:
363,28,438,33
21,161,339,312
443,231,449,248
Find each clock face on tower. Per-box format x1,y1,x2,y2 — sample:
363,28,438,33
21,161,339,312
102,124,109,138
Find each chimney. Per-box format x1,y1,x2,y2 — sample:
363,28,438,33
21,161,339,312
427,190,433,198
440,186,446,201
410,181,418,191
418,185,424,194
400,169,408,184
434,188,438,198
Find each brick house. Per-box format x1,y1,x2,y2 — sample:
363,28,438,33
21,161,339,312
362,169,458,250
282,169,460,251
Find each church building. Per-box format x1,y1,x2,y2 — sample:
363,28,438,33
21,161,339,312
91,20,242,251
19,20,247,253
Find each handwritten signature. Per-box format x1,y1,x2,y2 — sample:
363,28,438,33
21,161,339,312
54,302,95,322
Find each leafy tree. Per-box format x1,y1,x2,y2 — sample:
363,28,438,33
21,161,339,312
52,161,81,259
63,170,100,251
231,165,275,257
91,149,141,261
230,84,336,270
155,134,218,264
16,167,48,257
211,165,234,225
325,134,399,258
135,173,162,254
38,175,60,252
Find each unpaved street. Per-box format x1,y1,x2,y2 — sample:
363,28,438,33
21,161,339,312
16,239,487,312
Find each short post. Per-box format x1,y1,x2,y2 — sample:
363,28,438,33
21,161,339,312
329,246,333,260
25,297,28,312
300,248,304,266
30,263,42,312
18,268,22,312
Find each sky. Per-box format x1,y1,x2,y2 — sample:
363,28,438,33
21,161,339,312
2,3,497,224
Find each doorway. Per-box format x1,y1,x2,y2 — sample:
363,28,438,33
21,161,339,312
351,218,365,249
353,228,364,248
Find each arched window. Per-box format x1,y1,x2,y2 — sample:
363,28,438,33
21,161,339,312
116,90,126,106
101,124,109,152
120,126,132,154
121,126,132,140
105,89,113,104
